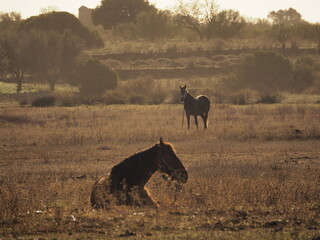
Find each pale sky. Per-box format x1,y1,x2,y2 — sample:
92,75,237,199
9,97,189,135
0,0,319,23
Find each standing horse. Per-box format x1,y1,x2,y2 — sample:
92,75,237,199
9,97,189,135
90,137,188,209
180,85,210,129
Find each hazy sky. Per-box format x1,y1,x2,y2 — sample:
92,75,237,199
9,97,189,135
0,0,319,23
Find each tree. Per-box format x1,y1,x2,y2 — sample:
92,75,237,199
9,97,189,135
237,51,293,92
0,28,83,92
135,10,173,40
175,0,245,39
292,57,315,92
268,8,302,49
0,12,21,33
206,9,245,39
0,48,9,80
18,12,103,48
38,31,83,91
71,59,118,96
92,0,155,30
0,32,35,92
316,24,320,55
241,19,271,39
175,0,218,39
268,8,302,25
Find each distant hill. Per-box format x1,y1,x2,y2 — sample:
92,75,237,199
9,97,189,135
18,11,103,48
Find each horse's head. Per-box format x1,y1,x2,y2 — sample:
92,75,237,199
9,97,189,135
157,137,188,184
179,85,188,102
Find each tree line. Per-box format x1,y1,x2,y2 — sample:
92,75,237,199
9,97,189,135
90,0,320,47
0,11,117,94
0,0,320,96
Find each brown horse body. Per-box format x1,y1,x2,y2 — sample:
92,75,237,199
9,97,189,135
90,138,188,209
180,85,210,129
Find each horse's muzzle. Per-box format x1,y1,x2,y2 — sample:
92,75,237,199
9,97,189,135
178,171,188,184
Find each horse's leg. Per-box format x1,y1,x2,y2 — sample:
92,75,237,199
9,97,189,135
204,112,209,129
194,115,198,129
125,187,133,205
186,113,190,129
90,175,111,209
138,187,159,207
201,112,208,129
200,113,206,129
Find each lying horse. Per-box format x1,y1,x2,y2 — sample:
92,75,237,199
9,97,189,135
90,137,188,209
180,85,210,129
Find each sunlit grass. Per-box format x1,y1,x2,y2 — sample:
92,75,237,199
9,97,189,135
89,39,317,55
0,81,78,94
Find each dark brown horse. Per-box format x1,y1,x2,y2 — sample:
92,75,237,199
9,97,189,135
180,85,210,129
90,138,188,209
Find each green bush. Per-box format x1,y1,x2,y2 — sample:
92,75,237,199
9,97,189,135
31,95,56,107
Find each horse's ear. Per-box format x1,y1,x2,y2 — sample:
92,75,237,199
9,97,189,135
179,85,182,89
184,85,186,88
159,137,164,145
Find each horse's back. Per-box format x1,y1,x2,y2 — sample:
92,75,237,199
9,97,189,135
196,95,210,113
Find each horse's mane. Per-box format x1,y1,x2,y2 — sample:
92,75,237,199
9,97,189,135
112,141,176,171
127,144,158,161
186,91,197,101
162,141,176,152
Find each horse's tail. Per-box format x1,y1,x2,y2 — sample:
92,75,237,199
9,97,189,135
204,96,211,113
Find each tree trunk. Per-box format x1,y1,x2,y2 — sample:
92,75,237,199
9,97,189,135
278,38,286,49
49,79,55,91
16,77,22,93
15,68,24,93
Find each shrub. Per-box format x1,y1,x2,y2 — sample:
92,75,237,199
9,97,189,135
237,51,293,92
129,94,147,104
101,90,127,104
169,92,181,104
230,89,258,105
73,58,118,96
257,93,284,104
31,95,56,107
292,56,315,93
122,75,166,104
232,93,248,105
55,92,80,107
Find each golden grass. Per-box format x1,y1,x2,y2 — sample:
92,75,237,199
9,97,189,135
1,104,320,239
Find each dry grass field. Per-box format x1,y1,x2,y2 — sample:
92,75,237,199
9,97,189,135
1,103,320,239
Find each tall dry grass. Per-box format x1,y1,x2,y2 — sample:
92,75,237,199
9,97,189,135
1,104,320,238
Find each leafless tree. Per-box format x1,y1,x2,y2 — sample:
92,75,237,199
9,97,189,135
175,0,218,39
